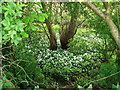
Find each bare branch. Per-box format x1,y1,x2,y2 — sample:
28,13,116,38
2,60,45,87
0,44,13,51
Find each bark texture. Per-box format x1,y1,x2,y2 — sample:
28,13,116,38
45,18,57,50
41,2,57,50
105,16,120,49
60,15,78,49
60,3,79,49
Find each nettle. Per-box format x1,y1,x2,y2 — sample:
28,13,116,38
2,2,28,45
37,49,100,81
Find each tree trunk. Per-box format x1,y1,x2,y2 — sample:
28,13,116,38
60,3,79,49
45,18,57,50
60,15,78,49
82,2,120,50
41,2,57,50
105,16,120,50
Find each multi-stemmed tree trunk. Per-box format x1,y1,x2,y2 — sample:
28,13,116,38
42,2,120,50
60,14,78,49
60,3,79,49
41,2,80,50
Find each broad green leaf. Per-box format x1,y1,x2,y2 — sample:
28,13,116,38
9,31,16,39
31,12,37,16
86,84,92,90
53,24,60,31
2,19,10,26
41,13,48,18
38,14,45,22
30,25,37,31
4,81,12,87
8,2,16,9
20,32,29,38
117,83,120,90
25,26,31,31
16,37,22,41
4,26,11,31
112,84,117,88
3,34,9,40
29,17,34,23
2,76,7,81
37,2,41,4
4,11,9,18
38,16,45,22
11,36,22,45
23,16,30,24
3,7,9,11
15,11,22,17
77,85,85,90
35,85,39,88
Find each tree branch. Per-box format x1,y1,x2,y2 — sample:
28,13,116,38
101,0,108,10
82,2,106,20
83,70,120,88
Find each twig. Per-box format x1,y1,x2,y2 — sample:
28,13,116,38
83,70,120,88
0,45,13,51
41,24,50,40
2,60,45,87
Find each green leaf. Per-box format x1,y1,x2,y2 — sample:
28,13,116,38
16,2,25,11
4,81,12,87
53,24,60,31
16,37,22,41
2,19,10,26
4,12,9,18
112,84,117,88
2,76,7,81
0,81,3,90
86,84,92,90
35,85,39,88
38,16,45,22
41,13,48,18
30,25,36,31
31,12,37,16
23,16,30,24
3,34,9,40
8,30,16,39
15,11,22,17
38,14,46,22
13,40,19,45
20,32,29,38
11,36,22,45
77,85,84,90
8,2,16,9
29,17,34,23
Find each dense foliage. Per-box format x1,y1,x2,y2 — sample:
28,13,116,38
1,1,120,89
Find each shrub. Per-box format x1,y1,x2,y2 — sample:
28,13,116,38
37,49,100,81
96,63,118,88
